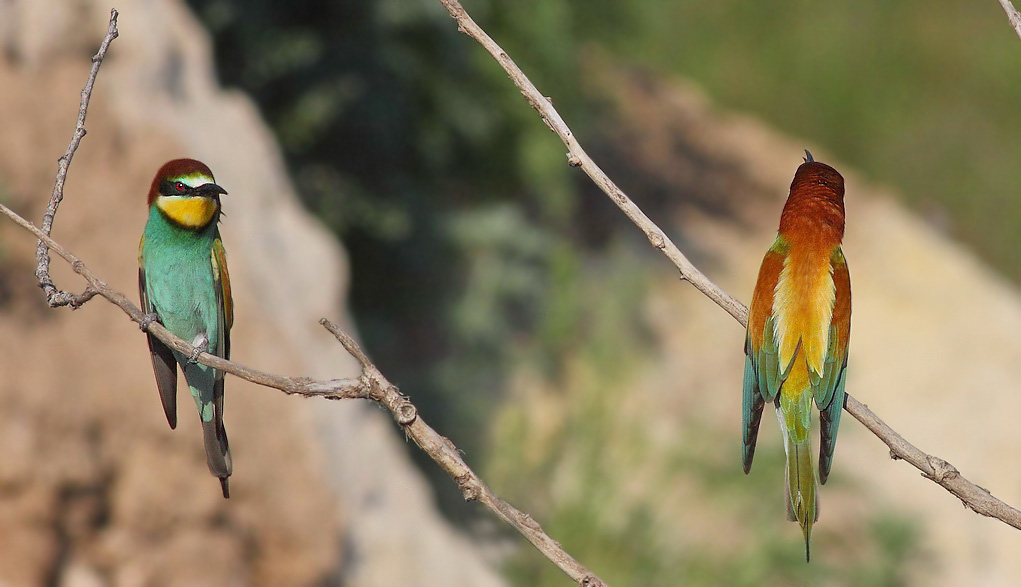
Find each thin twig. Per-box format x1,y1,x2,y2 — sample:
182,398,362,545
999,0,1021,41
436,0,1021,533
318,321,605,586
846,395,1020,524
34,8,118,309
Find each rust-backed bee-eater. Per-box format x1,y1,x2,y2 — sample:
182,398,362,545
138,159,233,498
742,151,850,560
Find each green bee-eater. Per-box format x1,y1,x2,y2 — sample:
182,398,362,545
139,158,233,498
742,152,851,560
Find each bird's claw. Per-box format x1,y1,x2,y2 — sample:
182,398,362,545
188,334,209,364
139,312,161,331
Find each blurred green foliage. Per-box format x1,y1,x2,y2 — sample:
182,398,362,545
610,1,1021,277
186,0,617,450
185,0,943,582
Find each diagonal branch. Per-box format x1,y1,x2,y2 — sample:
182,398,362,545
1,202,607,587
436,2,747,326
316,320,607,586
999,0,1021,41
436,0,1021,533
34,8,118,309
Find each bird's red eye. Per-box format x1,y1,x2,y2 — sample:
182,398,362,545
175,182,185,192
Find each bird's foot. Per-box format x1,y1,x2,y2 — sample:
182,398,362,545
139,312,161,331
188,334,209,364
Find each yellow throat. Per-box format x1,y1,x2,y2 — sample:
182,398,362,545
156,195,219,228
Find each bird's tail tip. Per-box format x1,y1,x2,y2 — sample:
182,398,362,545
201,416,232,498
785,437,817,562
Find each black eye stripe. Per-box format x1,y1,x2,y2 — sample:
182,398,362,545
159,179,196,196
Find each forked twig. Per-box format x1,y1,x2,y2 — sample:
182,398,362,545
34,8,118,309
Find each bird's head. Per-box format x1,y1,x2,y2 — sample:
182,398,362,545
148,158,227,229
791,151,844,202
779,152,846,238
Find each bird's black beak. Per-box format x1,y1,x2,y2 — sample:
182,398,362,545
198,183,228,196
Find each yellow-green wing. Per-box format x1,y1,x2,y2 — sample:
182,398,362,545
211,234,233,366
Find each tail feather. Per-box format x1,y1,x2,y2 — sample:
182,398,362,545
776,396,817,562
783,435,817,562
201,411,232,498
185,364,232,499
775,357,819,562
204,376,231,498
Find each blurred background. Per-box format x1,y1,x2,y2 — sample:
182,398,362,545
2,0,1021,585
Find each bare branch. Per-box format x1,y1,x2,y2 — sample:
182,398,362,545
999,0,1021,40
318,320,604,585
846,395,1021,526
35,8,119,309
436,0,1021,533
2,202,608,587
435,0,746,326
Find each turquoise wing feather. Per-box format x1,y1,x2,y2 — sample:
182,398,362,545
138,237,179,429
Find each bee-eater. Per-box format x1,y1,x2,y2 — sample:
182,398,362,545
742,151,850,560
138,158,233,498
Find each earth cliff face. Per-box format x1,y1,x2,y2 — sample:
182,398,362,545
0,57,342,587
0,1,504,586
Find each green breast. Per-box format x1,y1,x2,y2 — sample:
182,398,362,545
141,206,220,348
